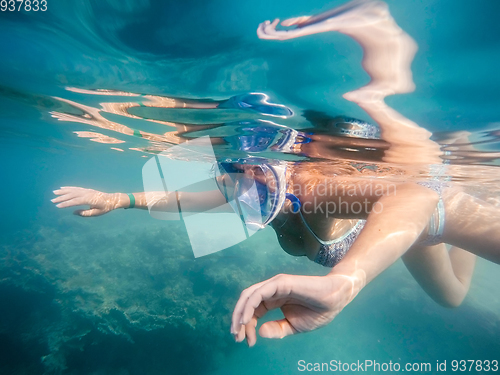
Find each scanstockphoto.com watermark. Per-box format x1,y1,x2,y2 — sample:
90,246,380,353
297,359,499,372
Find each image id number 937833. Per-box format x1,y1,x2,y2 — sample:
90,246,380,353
1,0,47,11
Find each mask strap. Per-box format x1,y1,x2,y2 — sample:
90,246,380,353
285,193,301,213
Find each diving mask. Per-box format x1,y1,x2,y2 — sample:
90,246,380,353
215,161,287,231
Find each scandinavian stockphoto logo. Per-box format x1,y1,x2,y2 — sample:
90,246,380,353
141,136,261,258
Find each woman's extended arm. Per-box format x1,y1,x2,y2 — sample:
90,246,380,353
52,187,230,217
231,183,439,346
324,183,439,284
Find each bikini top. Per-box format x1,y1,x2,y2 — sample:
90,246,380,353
287,182,446,268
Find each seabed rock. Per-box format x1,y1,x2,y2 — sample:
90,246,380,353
0,220,314,374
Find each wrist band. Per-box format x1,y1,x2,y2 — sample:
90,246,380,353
126,193,135,209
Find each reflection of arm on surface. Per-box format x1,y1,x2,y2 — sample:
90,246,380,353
257,0,441,163
437,130,500,165
52,96,228,149
403,244,476,307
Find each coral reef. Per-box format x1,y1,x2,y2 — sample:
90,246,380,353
0,217,318,374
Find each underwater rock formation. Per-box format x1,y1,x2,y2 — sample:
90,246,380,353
0,218,317,374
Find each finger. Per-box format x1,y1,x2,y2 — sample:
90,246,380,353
259,318,297,339
254,300,271,319
231,279,270,334
231,276,279,333
53,187,84,195
257,21,275,40
262,19,281,39
232,285,262,334
51,190,80,202
232,273,292,333
263,19,279,34
241,277,291,325
235,324,246,343
74,208,103,217
244,302,271,347
245,316,258,347
256,22,267,38
51,193,76,203
53,189,73,196
55,197,87,208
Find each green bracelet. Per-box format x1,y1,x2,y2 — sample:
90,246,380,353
126,193,135,209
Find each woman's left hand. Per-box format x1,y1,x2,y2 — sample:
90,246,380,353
51,187,124,216
231,273,360,346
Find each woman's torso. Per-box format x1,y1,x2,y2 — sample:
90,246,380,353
271,173,438,263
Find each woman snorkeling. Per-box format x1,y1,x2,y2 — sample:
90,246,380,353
52,136,487,346
51,115,490,347
228,0,497,346
51,0,498,347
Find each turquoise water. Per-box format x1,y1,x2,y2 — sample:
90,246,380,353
1,0,500,374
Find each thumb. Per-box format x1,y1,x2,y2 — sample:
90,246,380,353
74,208,104,217
259,319,297,339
